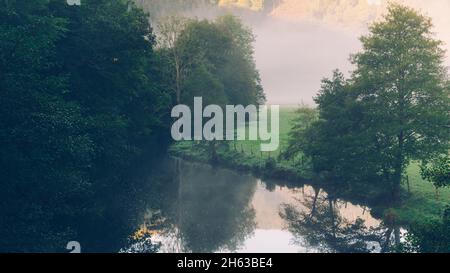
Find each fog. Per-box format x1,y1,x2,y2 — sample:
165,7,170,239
142,0,450,105
250,0,450,105
252,18,362,105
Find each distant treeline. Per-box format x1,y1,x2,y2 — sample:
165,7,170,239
0,0,262,252
135,0,282,17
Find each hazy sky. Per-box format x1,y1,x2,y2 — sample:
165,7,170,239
253,18,361,105
251,0,450,105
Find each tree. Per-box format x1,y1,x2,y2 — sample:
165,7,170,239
294,4,449,202
283,105,318,163
292,71,383,191
421,155,450,197
52,0,173,174
351,4,450,200
215,14,265,105
163,15,264,162
157,15,188,104
154,14,265,109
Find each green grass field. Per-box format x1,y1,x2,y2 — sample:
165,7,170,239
230,106,298,157
394,163,450,223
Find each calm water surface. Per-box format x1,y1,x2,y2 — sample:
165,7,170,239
123,159,401,253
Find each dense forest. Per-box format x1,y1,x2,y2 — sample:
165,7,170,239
0,0,262,252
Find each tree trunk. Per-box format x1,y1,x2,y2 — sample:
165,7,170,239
392,131,405,203
394,227,401,246
310,188,320,217
175,57,181,104
329,197,336,243
209,141,218,164
381,228,393,253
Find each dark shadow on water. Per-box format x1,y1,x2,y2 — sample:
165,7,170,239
155,158,258,252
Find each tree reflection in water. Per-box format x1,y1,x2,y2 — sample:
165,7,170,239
123,159,405,253
155,159,258,253
280,187,402,253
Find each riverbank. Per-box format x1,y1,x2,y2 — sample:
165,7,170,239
169,107,450,226
169,107,312,180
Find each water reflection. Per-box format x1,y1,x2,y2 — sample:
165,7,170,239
280,187,394,253
156,159,257,253
124,159,402,253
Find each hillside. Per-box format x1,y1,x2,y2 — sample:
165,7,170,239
270,0,383,28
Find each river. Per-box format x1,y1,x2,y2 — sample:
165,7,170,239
120,158,402,253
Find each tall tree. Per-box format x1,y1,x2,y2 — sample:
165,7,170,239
351,4,450,200
173,15,264,106
294,4,449,201
216,14,265,105
298,71,383,188
156,15,188,104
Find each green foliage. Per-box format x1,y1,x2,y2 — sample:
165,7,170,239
215,15,265,105
1,0,88,251
176,18,231,106
421,155,450,189
283,106,317,161
159,14,264,106
291,71,383,187
293,4,450,200
351,4,450,198
182,64,227,106
401,206,450,253
0,0,171,252
158,14,265,162
0,0,266,252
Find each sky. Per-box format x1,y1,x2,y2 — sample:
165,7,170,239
251,0,450,105
253,18,361,105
